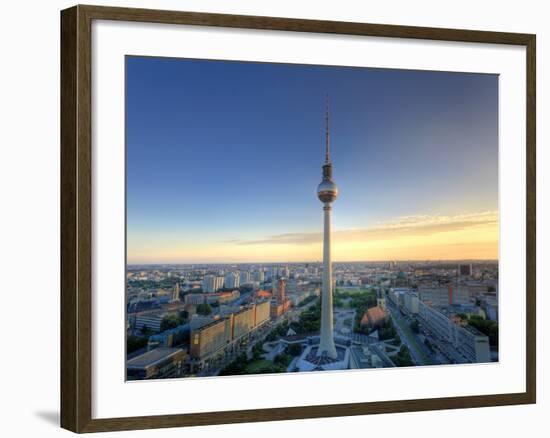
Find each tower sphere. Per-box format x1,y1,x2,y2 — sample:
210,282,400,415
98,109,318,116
317,179,338,203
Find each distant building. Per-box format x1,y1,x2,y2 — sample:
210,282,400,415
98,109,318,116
135,314,164,333
403,292,419,314
184,293,205,305
239,271,251,285
127,347,187,380
458,264,473,277
225,272,240,289
275,278,286,304
270,278,291,319
171,282,181,302
202,275,224,293
392,271,409,287
418,286,470,307
253,270,265,283
376,289,386,310
256,289,272,300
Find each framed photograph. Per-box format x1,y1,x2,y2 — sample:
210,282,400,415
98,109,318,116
60,4,536,433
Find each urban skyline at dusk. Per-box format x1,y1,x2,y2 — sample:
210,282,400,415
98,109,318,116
126,56,498,264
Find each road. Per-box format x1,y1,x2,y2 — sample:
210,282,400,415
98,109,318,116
387,302,434,366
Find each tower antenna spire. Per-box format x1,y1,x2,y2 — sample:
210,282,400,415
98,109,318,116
325,95,330,164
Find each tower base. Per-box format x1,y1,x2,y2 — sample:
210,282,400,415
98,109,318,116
295,340,350,372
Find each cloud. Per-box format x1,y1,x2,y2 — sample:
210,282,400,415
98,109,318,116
231,211,498,246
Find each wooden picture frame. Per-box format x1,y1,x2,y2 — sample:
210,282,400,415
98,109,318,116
60,4,536,433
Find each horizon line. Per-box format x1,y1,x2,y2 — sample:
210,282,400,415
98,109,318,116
127,258,498,266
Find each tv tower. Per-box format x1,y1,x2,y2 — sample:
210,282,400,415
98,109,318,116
316,96,338,359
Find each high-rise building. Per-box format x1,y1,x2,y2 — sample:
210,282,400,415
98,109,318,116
224,272,240,289
202,275,224,293
276,278,286,304
253,270,265,283
171,282,181,302
458,263,473,277
316,97,338,359
239,271,251,285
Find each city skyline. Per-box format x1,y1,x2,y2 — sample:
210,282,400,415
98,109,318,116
126,56,498,264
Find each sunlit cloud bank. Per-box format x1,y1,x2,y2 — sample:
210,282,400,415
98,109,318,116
127,211,498,264
232,211,498,246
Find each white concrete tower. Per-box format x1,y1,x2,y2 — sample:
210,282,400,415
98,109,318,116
316,96,338,359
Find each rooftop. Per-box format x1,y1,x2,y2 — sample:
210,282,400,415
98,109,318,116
127,347,185,369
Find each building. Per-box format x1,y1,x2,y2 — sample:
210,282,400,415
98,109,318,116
190,317,232,359
269,278,292,319
270,299,292,319
256,289,272,300
239,271,251,285
184,293,205,305
127,347,187,380
134,314,164,333
232,306,256,340
417,300,491,363
403,292,420,314
458,263,473,277
147,324,190,349
205,290,240,304
254,300,270,326
376,289,386,310
349,345,389,369
274,278,286,304
359,306,388,330
224,272,240,289
388,287,409,307
202,275,224,293
189,302,270,362
418,285,470,307
171,282,181,302
253,270,265,283
455,325,491,363
392,271,410,287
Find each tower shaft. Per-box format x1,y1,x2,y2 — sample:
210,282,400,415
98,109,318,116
318,203,337,358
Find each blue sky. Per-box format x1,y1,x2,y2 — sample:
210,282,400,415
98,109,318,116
126,56,498,263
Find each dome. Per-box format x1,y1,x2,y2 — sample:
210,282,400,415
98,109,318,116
317,179,338,203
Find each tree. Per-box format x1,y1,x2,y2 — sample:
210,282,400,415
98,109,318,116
468,315,498,346
410,319,420,334
286,343,303,357
252,343,265,361
239,284,254,293
394,345,414,367
219,353,248,375
378,319,397,341
158,311,189,332
273,353,292,367
392,333,402,346
290,304,321,334
127,335,148,354
196,303,212,316
160,314,180,332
